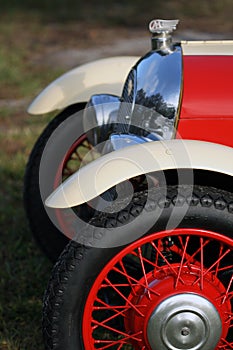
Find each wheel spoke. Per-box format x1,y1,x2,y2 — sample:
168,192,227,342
61,137,95,180
83,229,233,349
94,331,142,349
175,235,190,288
218,339,233,349
112,265,160,297
104,277,145,317
119,260,137,296
222,275,233,304
92,305,129,330
200,237,204,289
92,318,142,341
171,236,210,267
130,249,159,270
193,248,231,286
150,240,185,284
93,297,130,313
215,244,224,278
136,247,151,299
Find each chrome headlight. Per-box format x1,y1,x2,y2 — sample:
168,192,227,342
118,44,182,140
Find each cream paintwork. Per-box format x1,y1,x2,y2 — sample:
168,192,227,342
45,140,233,209
181,40,233,56
27,56,140,115
28,41,233,116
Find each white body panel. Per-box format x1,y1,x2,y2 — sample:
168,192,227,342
181,40,233,56
28,56,139,115
45,140,233,208
28,41,233,116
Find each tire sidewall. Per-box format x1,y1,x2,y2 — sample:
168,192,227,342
44,185,233,349
24,105,86,261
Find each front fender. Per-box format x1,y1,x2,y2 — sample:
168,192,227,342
28,56,139,115
45,140,233,208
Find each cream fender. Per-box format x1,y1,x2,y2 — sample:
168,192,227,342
27,56,139,115
45,140,233,208
28,43,233,115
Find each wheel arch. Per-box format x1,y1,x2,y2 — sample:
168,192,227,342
161,168,233,194
27,56,139,115
45,140,233,208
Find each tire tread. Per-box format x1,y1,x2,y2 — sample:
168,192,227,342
43,185,233,349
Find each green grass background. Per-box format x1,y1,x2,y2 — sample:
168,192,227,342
0,1,232,349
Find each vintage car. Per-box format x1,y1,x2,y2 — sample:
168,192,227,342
24,19,233,349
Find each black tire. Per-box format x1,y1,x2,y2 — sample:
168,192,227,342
43,185,233,349
24,103,88,262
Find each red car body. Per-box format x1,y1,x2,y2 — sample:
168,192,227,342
178,55,233,147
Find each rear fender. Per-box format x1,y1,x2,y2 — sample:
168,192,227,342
27,56,139,115
45,140,233,208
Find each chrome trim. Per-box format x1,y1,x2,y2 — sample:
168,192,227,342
83,94,121,146
116,69,136,133
149,19,179,53
84,32,183,146
149,19,179,34
123,44,182,140
147,294,221,350
110,133,154,151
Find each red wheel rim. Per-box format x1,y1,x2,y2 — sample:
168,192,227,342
53,134,97,238
83,228,233,349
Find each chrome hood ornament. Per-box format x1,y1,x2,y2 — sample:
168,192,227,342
149,19,179,53
149,19,179,33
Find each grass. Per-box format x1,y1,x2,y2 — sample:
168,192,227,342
0,16,63,100
0,118,53,349
0,12,73,350
0,2,232,349
0,19,57,345
1,0,233,31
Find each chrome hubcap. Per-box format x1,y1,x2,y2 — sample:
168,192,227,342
147,293,222,350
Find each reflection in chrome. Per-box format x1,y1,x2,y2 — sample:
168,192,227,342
83,94,120,147
119,44,182,140
83,19,182,150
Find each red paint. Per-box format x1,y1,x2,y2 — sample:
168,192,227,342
177,55,233,146
54,134,88,239
177,118,233,148
82,228,233,349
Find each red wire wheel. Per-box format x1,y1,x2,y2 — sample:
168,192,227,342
24,104,96,261
54,134,98,238
83,228,233,350
43,185,233,349
54,135,148,240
